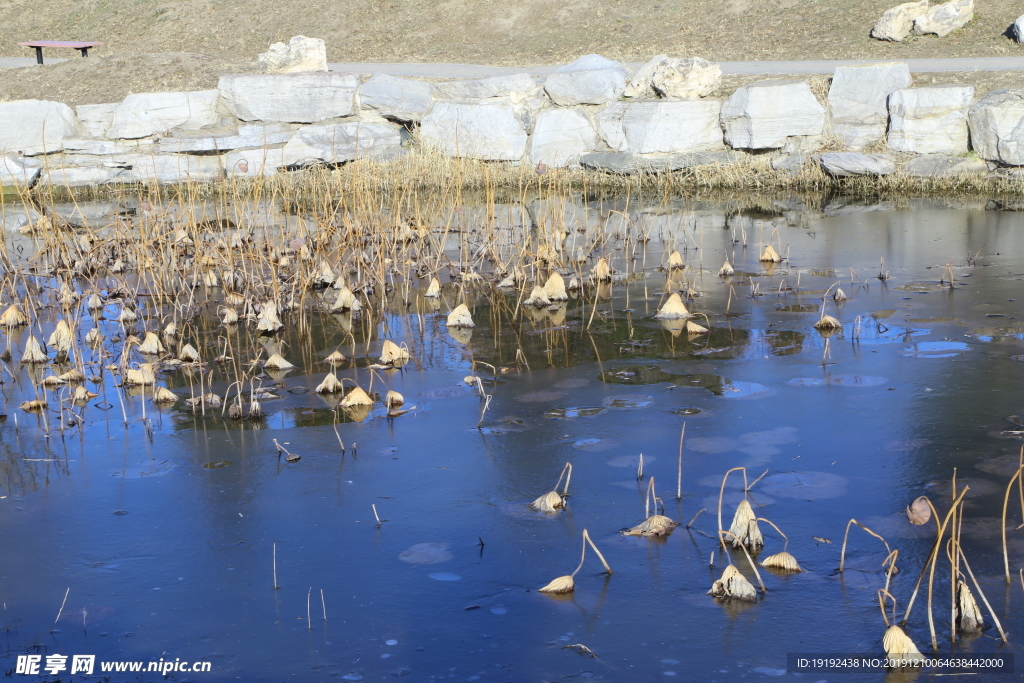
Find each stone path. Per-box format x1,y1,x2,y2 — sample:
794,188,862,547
324,57,1024,78
4,55,1024,76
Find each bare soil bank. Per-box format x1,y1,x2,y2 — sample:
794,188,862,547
0,0,1022,66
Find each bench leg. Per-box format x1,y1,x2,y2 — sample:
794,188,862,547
78,48,90,58
34,47,43,65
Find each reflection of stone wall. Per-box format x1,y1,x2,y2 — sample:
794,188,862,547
2,55,1021,189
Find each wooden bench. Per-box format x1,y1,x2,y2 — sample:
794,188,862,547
17,41,104,65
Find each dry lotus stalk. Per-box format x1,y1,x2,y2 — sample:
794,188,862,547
708,564,757,601
424,277,441,298
331,287,361,312
315,260,336,286
125,363,156,386
446,303,475,328
719,260,734,277
186,393,222,408
138,332,165,355
379,340,410,365
0,304,27,327
326,350,346,365
85,328,103,347
531,490,565,513
73,386,98,403
225,291,246,307
655,292,691,320
905,496,931,525
117,306,138,324
728,500,764,549
543,272,568,301
760,551,803,572
179,344,200,362
48,320,74,357
59,285,79,308
152,387,179,404
882,624,926,662
384,390,404,409
760,245,782,263
624,514,678,537
340,385,373,407
58,369,85,383
539,529,612,594
814,314,842,331
256,301,283,332
591,257,612,282
263,353,294,370
21,335,48,363
524,286,550,307
315,373,344,394
538,575,575,594
220,306,239,324
956,580,984,632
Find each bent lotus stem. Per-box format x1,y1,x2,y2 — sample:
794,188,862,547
553,462,573,497
1003,456,1023,584
756,517,790,552
717,467,749,550
901,487,969,633
839,519,893,573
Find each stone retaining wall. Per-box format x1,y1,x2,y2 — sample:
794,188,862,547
2,54,1023,189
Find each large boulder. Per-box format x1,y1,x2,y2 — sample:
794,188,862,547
75,103,118,137
544,54,630,106
257,36,328,73
818,152,895,177
159,124,294,153
887,85,973,154
129,154,225,184
1014,15,1024,43
624,55,721,99
225,147,289,177
620,101,724,154
359,74,433,122
0,155,40,188
720,80,825,150
904,154,989,177
39,166,129,187
219,72,359,123
107,91,220,139
280,121,403,166
434,74,539,103
0,100,78,155
913,0,973,36
968,89,1024,165
827,63,911,149
871,1,930,42
580,150,744,174
596,102,630,151
529,108,597,168
420,102,527,161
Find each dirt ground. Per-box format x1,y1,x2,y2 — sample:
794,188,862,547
0,53,257,107
1,0,1022,67
2,0,1023,107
